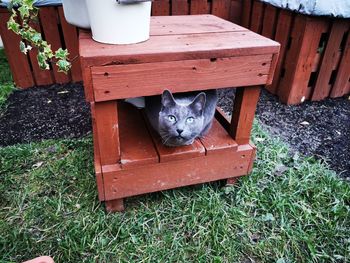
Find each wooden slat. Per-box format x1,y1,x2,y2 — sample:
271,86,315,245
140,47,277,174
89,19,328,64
312,21,348,100
150,15,247,36
118,102,159,168
190,0,209,14
93,101,120,165
0,11,35,88
211,0,231,20
39,7,70,84
102,144,255,200
241,0,252,28
278,16,328,104
250,0,264,33
58,7,82,82
230,86,260,144
91,102,105,201
330,22,350,98
229,0,243,24
143,113,205,163
171,0,189,15
91,54,272,101
261,4,277,39
200,118,238,154
268,9,293,94
27,10,54,86
152,0,170,16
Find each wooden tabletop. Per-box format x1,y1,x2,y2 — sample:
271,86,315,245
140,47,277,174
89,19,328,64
79,15,280,67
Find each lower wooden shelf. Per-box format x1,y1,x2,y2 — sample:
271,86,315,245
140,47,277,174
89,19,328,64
91,101,256,206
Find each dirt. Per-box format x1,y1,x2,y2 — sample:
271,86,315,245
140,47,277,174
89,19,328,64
0,83,349,179
218,88,350,179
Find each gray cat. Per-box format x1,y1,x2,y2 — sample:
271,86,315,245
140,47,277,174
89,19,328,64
145,89,218,147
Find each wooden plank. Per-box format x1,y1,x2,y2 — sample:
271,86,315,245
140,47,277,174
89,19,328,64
27,10,54,86
312,21,348,100
58,7,82,82
230,86,260,144
278,16,328,104
211,0,231,20
91,54,272,101
330,22,350,98
241,0,252,28
152,0,170,16
39,7,70,84
229,0,243,24
80,31,278,66
268,9,293,94
150,15,247,36
102,144,255,200
199,118,238,154
91,102,105,201
261,4,277,39
93,101,121,165
118,102,159,168
171,0,189,15
143,112,205,163
0,11,35,88
190,0,209,15
250,0,264,33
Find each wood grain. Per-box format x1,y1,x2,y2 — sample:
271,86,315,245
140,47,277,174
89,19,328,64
118,102,159,168
103,144,255,200
91,54,272,101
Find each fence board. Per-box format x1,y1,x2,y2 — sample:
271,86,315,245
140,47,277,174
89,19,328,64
152,0,170,16
39,7,70,83
312,21,348,100
0,10,35,88
172,0,189,15
212,0,231,20
58,7,82,82
190,0,209,14
250,0,264,33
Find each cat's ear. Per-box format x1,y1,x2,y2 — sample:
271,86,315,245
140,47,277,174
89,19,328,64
161,90,176,108
190,92,206,114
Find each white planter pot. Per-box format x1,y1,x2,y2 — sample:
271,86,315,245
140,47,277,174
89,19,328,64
85,0,152,44
62,0,90,29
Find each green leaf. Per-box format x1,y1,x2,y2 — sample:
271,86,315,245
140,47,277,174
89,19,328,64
55,48,69,60
37,52,50,70
56,59,71,73
19,41,26,53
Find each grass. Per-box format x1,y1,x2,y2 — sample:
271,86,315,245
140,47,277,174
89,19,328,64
0,48,15,111
0,123,349,263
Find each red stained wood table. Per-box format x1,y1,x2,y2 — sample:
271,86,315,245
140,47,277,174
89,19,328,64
79,15,280,212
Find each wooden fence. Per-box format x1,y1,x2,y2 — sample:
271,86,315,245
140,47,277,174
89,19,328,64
0,6,82,88
243,0,350,104
0,0,243,89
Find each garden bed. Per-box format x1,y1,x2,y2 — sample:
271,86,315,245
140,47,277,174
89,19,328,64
0,83,348,179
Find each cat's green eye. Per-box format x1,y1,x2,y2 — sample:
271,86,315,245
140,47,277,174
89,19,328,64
186,117,194,123
168,115,176,122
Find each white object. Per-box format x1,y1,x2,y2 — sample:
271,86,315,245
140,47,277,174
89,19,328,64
62,0,90,29
0,36,3,48
260,0,350,18
85,0,152,44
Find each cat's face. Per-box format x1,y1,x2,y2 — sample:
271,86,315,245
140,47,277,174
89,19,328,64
158,90,206,146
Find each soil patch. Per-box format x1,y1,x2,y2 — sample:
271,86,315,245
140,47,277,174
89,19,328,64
0,84,349,179
218,88,350,179
0,83,91,146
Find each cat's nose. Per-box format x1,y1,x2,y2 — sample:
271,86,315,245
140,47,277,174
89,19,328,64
176,129,184,135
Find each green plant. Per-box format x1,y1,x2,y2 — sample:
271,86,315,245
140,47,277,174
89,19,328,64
5,0,71,73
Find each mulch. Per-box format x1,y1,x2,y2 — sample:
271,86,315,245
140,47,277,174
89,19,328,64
0,83,349,179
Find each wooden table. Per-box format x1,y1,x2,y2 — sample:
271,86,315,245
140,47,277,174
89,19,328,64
79,15,280,212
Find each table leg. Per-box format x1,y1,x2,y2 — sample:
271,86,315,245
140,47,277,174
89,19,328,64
105,199,125,212
230,86,260,145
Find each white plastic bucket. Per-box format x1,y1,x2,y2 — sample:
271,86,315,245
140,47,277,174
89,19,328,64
85,0,152,44
62,0,90,29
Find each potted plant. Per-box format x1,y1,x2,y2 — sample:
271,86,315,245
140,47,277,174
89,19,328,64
5,0,71,73
62,0,152,44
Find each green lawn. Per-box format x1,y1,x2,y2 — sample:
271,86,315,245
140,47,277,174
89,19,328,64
1,124,349,263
